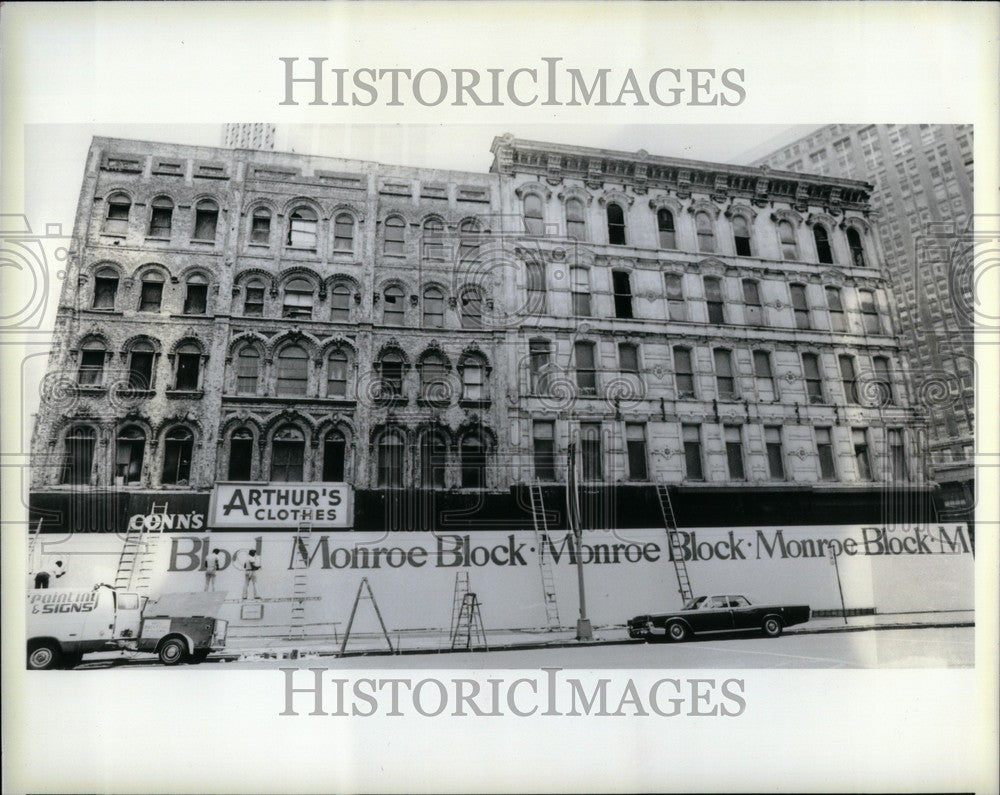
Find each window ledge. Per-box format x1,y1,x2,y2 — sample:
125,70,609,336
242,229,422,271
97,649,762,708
145,236,172,242
189,238,217,246
416,397,452,408
99,232,126,239
119,388,156,398
247,242,271,249
459,399,491,409
285,246,318,254
75,384,107,394
165,389,204,399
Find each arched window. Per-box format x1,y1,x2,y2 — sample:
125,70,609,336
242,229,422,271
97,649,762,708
384,215,405,255
104,193,131,235
139,271,164,312
695,211,715,252
847,227,866,267
461,434,487,488
423,287,445,328
270,425,305,482
378,430,405,487
460,287,482,328
523,194,544,236
565,198,586,241
236,345,260,395
379,352,404,397
287,206,318,249
92,266,119,309
323,429,346,482
422,218,444,260
459,219,481,261
127,341,156,389
61,425,96,485
228,427,254,481
115,426,145,485
333,212,354,252
526,261,546,314
183,273,209,315
243,279,265,317
813,224,833,264
606,202,626,245
149,197,173,237
382,285,405,326
420,354,448,404
282,278,314,319
77,339,106,385
250,207,271,244
420,430,447,488
778,220,798,260
162,427,194,485
276,345,309,396
330,283,351,322
193,199,219,241
657,208,676,249
732,216,752,256
174,342,202,390
326,349,348,398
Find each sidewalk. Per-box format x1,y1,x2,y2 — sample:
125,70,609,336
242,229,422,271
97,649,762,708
222,609,975,661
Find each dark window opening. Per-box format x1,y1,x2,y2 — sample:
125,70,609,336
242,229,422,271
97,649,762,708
612,270,633,318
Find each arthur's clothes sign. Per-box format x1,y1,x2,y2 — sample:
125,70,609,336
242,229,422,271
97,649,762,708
209,483,353,528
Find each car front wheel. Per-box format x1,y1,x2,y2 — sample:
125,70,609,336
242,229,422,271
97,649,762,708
666,621,690,642
158,638,188,665
762,617,783,638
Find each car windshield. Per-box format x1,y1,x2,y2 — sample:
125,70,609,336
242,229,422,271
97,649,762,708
682,596,707,610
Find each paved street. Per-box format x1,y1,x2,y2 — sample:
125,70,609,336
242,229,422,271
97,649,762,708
70,624,973,670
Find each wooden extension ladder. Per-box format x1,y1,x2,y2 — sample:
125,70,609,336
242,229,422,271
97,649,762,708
528,483,561,630
655,484,693,603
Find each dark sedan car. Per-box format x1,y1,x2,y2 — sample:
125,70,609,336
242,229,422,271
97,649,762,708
627,594,811,642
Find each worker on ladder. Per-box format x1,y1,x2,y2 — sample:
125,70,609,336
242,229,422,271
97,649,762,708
241,549,261,600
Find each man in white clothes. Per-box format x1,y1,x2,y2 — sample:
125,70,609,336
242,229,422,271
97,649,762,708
33,559,66,589
204,548,223,592
241,549,261,600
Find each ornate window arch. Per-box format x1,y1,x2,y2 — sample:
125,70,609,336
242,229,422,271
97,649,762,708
274,342,311,397
375,346,408,400
136,265,168,312
123,336,159,390
225,424,258,481
148,196,174,237
418,348,452,407
422,284,447,328
286,204,320,250
76,335,109,386
321,425,350,482
61,423,98,485
248,204,273,245
182,271,210,315
418,426,449,489
160,424,195,486
193,198,220,242
332,210,357,254
384,214,406,255
103,191,132,235
232,339,264,396
458,350,491,403
375,426,407,488
381,282,408,326
516,183,551,236
171,339,206,391
115,424,147,486
325,345,352,399
269,424,307,482
91,264,121,310
281,275,317,320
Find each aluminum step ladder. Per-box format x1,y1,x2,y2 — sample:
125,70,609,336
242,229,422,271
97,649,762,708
287,522,312,640
655,484,693,603
528,483,561,630
113,502,167,593
451,592,488,652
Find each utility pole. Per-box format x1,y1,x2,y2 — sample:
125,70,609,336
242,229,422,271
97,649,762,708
567,442,593,641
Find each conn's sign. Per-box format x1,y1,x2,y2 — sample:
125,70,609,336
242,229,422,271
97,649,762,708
209,483,353,529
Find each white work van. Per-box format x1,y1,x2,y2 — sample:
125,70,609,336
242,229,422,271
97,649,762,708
26,587,228,669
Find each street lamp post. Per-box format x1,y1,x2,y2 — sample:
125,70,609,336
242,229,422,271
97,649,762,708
567,442,593,641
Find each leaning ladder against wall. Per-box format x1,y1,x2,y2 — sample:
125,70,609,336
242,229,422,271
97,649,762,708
528,483,561,630
656,485,693,604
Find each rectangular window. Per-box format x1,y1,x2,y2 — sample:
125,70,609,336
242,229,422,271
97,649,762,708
78,350,104,386
853,427,873,480
713,349,737,400
250,214,270,244
826,287,846,332
888,428,907,481
665,273,687,321
175,353,201,390
742,279,763,326
873,356,894,405
184,284,208,315
580,423,603,481
244,285,265,317
194,208,218,241
139,282,163,312
816,428,837,480
682,424,703,480
128,352,154,389
724,425,745,480
839,355,858,404
526,262,546,314
149,207,172,238
533,421,556,481
790,284,810,329
802,353,824,404
571,267,591,316
765,426,785,480
327,358,348,398
462,365,484,400
618,343,639,373
859,289,882,334
612,270,633,319
236,354,259,395
574,342,597,396
704,277,725,324
93,277,118,310
529,340,551,395
626,423,648,480
753,350,777,402
674,347,695,398
229,437,253,480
